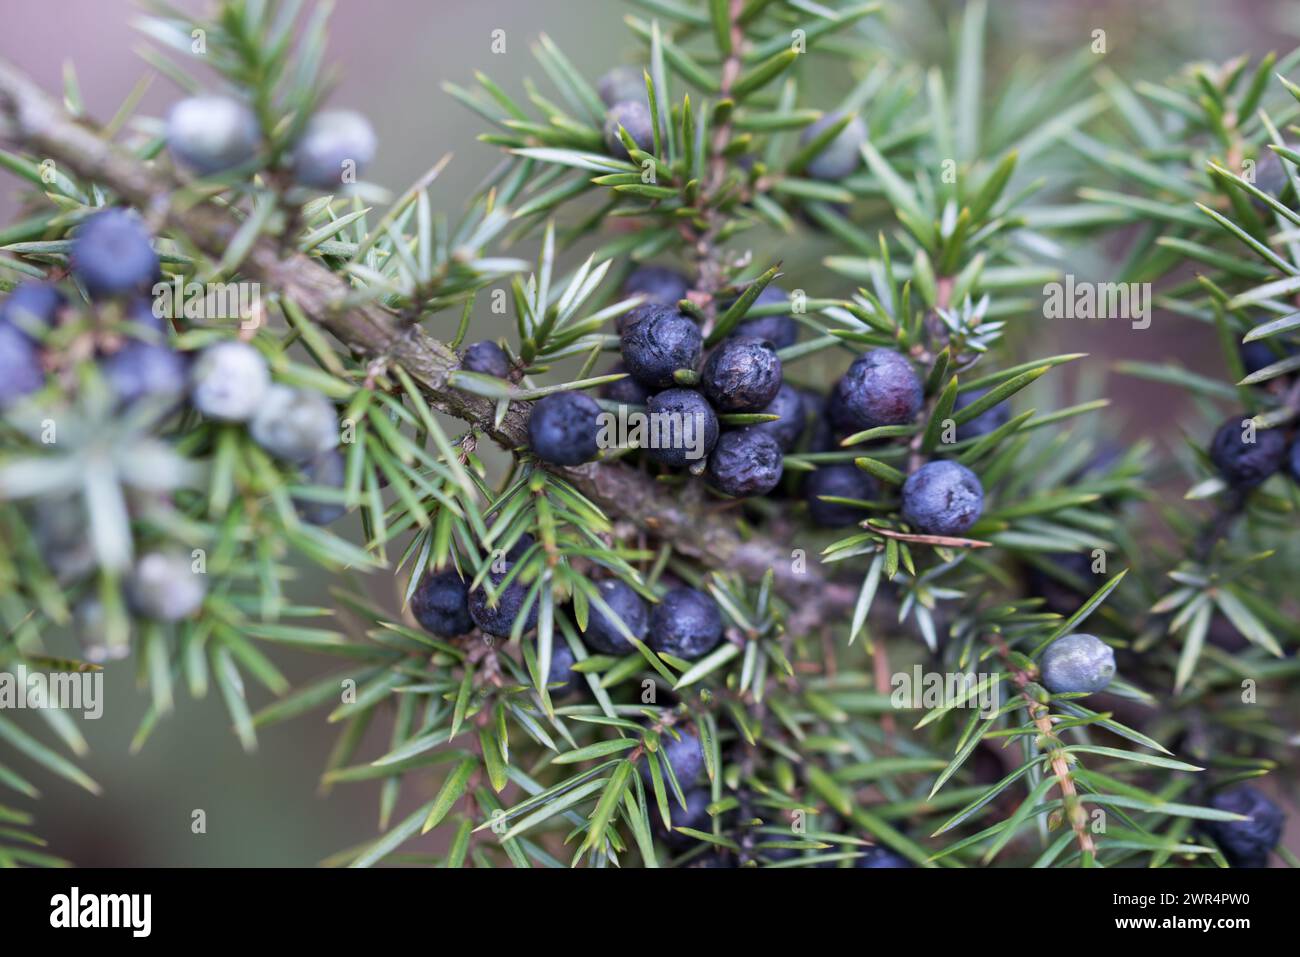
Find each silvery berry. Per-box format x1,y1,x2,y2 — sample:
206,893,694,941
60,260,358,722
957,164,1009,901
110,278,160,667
129,551,206,621
641,725,705,786
751,382,805,452
469,562,539,638
293,110,377,189
644,388,718,467
804,463,878,527
166,95,260,174
410,569,473,637
294,449,347,525
620,305,702,389
706,428,784,498
103,340,188,407
72,210,160,300
545,641,582,697
604,100,654,158
833,348,922,430
701,336,782,413
649,586,723,660
856,846,912,868
623,265,689,307
1210,417,1286,487
250,384,339,463
952,387,1011,441
901,460,984,536
600,363,651,405
0,324,44,407
1202,786,1285,868
800,112,868,181
583,578,649,655
597,66,645,107
0,282,64,340
528,390,602,466
1039,633,1116,695
190,340,270,422
726,285,797,350
461,340,510,379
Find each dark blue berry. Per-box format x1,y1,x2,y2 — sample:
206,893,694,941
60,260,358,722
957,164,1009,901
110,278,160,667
411,569,473,637
952,387,1011,441
505,533,536,562
1039,633,1115,694
1209,417,1286,487
800,112,868,181
0,282,64,340
833,349,922,431
72,210,160,300
598,66,646,107
166,95,260,175
644,388,719,467
649,587,723,660
469,562,539,638
604,100,654,158
726,285,798,351
545,640,582,697
528,390,602,466
461,340,510,379
641,725,705,786
623,265,689,307
855,845,912,868
706,428,784,497
900,460,984,536
293,110,376,189
620,305,702,389
804,463,878,527
0,324,43,407
102,340,188,407
659,787,712,851
700,336,782,413
600,363,651,405
294,448,347,525
751,382,806,452
582,578,648,655
1240,339,1295,377
1202,786,1285,868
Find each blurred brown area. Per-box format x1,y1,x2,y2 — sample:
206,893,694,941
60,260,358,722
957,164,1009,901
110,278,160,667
2,0,1297,865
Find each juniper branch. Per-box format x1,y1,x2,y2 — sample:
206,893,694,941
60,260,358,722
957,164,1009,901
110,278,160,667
0,55,849,620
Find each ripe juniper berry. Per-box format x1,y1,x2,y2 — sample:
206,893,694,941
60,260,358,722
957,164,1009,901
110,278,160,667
528,390,602,466
1209,417,1286,487
706,428,784,497
293,110,376,189
582,578,649,655
461,340,511,379
726,285,798,350
0,282,64,340
833,348,923,431
128,551,206,621
1201,786,1285,868
166,95,260,174
604,100,654,158
72,209,160,300
700,336,782,412
294,449,347,525
649,586,723,660
623,265,689,307
620,305,702,389
1039,633,1116,694
190,340,270,422
900,460,984,536
644,388,719,467
469,562,539,638
750,382,806,452
410,569,473,638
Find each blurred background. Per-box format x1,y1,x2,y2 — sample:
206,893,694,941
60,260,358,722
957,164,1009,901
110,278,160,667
2,0,1298,865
